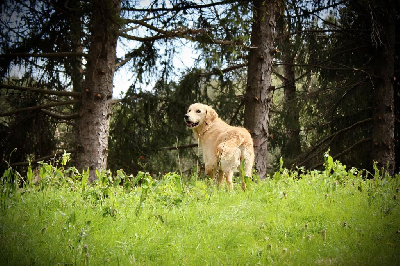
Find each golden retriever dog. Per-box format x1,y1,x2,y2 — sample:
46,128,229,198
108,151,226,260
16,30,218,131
184,103,254,190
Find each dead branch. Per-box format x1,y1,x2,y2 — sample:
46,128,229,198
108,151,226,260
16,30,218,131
119,27,205,42
303,0,348,15
198,63,247,77
295,118,373,166
116,56,134,68
160,144,198,151
0,52,85,58
0,99,80,117
122,1,232,12
41,109,79,120
120,26,244,47
229,100,245,125
108,95,139,104
10,149,76,167
310,138,372,169
273,62,369,72
0,84,82,97
123,19,171,35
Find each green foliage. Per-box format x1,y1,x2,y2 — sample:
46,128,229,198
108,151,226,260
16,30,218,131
1,155,399,265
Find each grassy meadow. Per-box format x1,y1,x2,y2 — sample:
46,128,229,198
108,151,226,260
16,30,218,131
1,154,399,265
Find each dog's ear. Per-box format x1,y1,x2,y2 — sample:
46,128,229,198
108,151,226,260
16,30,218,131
205,106,218,123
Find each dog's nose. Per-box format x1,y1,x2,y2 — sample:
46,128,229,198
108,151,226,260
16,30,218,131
184,114,190,121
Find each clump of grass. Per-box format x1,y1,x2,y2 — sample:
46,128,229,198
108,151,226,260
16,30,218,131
0,153,399,264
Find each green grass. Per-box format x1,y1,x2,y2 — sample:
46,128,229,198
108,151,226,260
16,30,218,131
1,156,399,265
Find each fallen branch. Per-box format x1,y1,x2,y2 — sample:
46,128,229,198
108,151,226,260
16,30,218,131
160,143,198,151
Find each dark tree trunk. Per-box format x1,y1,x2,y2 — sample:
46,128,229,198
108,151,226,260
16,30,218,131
394,4,400,174
371,0,396,175
67,0,84,165
275,10,302,168
244,0,281,179
75,0,121,181
282,54,302,165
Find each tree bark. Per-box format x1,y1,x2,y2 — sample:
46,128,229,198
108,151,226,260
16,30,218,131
371,0,395,175
75,0,121,182
244,0,281,179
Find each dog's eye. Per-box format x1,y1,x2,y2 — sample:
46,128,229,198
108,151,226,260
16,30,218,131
196,110,201,113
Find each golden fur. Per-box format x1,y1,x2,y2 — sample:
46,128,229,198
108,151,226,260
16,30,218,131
185,103,254,190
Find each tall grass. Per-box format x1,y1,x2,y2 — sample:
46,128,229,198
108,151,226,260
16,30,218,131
0,154,399,265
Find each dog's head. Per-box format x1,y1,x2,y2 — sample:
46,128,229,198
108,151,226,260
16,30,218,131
184,103,218,129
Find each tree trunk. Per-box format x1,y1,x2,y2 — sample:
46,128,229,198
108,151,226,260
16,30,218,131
75,0,121,182
244,0,280,179
275,10,302,168
394,3,400,174
371,0,395,175
371,0,396,175
282,54,302,165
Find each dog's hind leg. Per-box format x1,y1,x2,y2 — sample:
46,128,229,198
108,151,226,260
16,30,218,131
239,160,247,191
238,145,255,190
217,170,224,189
240,145,254,177
218,143,241,190
225,171,234,190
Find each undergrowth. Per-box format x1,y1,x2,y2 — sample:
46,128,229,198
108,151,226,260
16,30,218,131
0,152,399,265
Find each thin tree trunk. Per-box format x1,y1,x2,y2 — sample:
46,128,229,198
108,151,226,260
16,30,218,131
75,0,121,182
275,10,302,167
282,54,302,164
371,0,395,175
244,0,281,179
393,2,400,174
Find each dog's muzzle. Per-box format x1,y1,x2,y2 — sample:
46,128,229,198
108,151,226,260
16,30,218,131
184,114,199,128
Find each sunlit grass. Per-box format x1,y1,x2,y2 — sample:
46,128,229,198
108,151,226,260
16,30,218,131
1,155,399,264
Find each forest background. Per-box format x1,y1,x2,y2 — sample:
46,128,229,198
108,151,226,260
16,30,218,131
0,0,399,179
